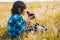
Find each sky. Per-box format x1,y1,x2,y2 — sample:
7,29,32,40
0,0,56,2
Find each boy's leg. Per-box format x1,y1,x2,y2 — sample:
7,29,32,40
24,26,38,33
25,27,33,33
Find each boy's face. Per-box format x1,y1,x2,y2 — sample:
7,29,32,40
18,8,26,15
20,9,26,15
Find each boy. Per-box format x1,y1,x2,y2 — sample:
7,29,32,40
7,1,33,40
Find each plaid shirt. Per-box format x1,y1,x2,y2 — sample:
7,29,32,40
7,13,26,37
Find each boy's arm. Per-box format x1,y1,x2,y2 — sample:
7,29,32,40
12,14,26,30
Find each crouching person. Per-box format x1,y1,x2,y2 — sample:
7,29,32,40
7,1,33,40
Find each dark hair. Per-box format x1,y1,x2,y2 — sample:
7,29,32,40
11,1,26,14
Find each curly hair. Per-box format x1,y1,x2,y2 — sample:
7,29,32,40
11,1,27,14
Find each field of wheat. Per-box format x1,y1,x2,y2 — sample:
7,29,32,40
0,1,60,40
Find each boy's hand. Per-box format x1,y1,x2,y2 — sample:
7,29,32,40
28,16,34,20
26,16,34,28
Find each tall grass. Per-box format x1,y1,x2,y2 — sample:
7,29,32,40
0,1,60,40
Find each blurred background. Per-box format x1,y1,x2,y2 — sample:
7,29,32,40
0,0,60,40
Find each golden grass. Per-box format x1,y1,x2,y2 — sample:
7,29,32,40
0,1,60,40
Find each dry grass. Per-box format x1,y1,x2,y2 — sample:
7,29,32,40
0,1,60,40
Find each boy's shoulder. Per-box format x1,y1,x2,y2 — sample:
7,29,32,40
11,13,23,21
12,13,22,19
8,13,23,22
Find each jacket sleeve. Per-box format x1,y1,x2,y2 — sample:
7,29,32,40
12,14,26,31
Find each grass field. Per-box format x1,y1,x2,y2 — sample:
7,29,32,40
0,1,60,40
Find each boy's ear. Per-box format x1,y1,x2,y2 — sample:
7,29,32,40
18,8,21,13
